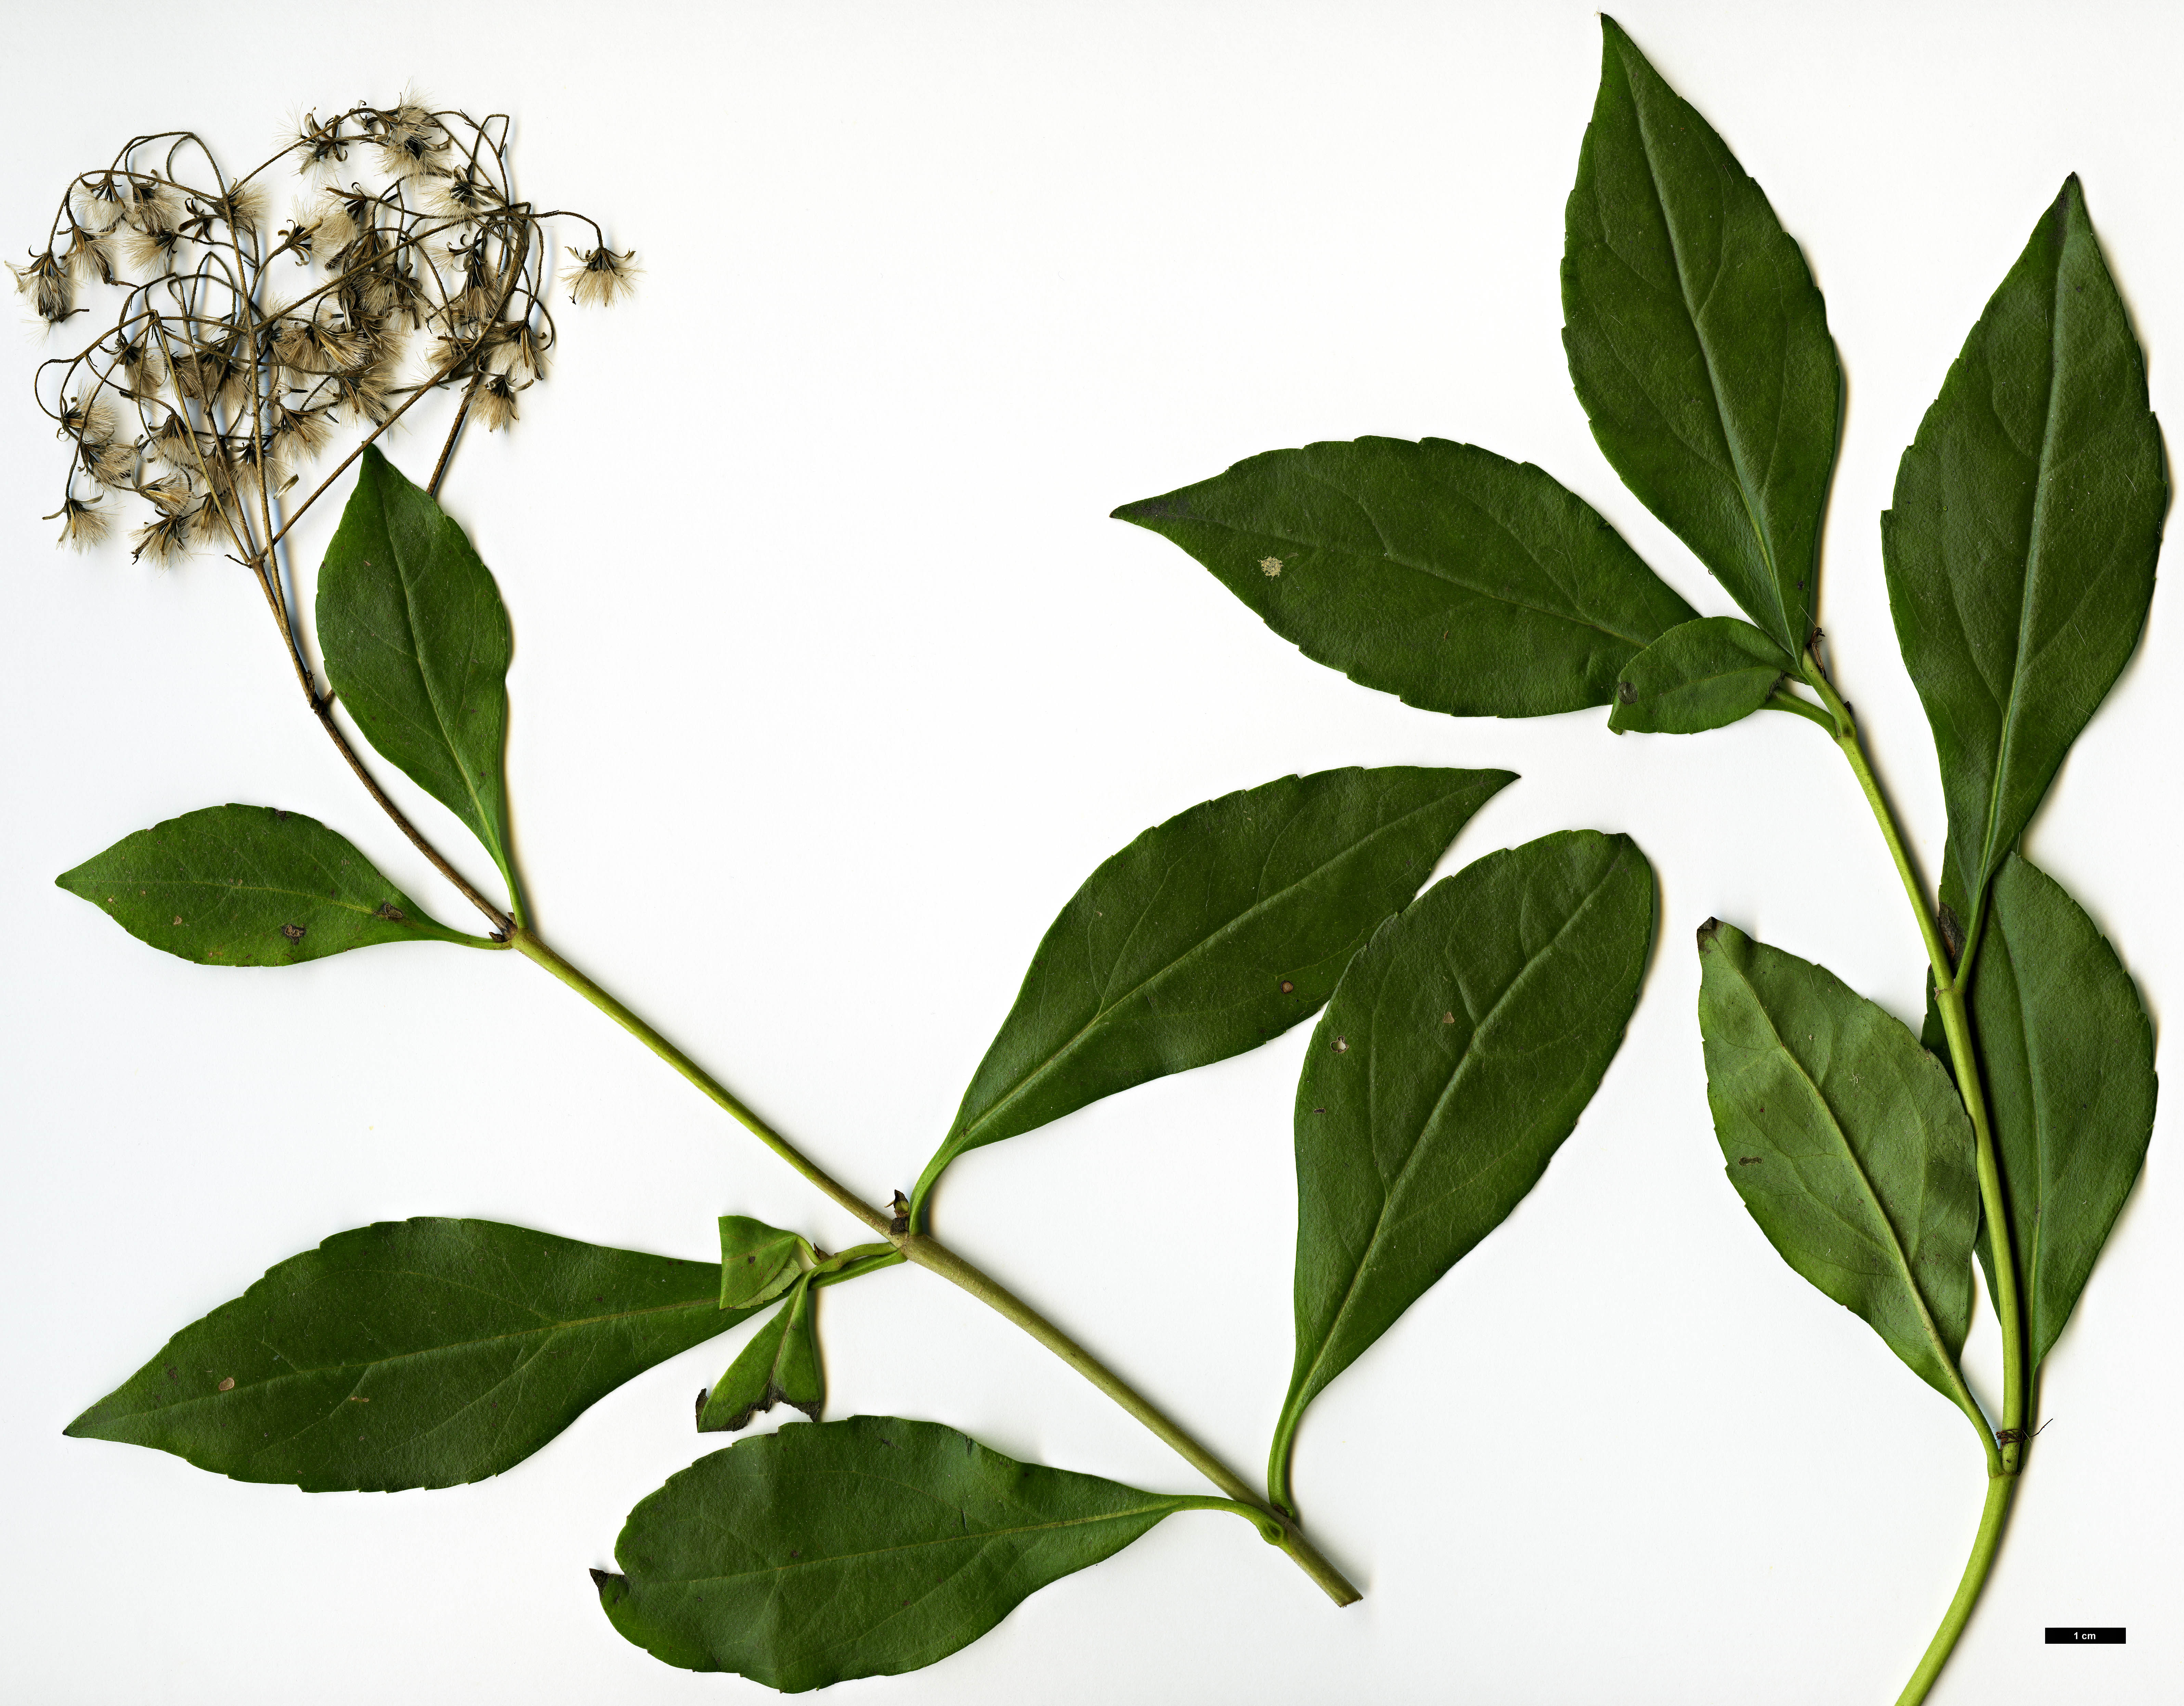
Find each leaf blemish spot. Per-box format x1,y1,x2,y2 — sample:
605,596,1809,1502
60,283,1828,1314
1260,556,1283,576
216,1376,235,1392
1280,980,1295,993
1334,1036,1348,1052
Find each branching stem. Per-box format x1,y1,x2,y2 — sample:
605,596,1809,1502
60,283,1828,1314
509,925,1361,1607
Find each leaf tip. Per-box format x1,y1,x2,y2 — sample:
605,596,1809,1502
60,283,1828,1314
1696,916,1723,949
1111,491,1198,529
589,1567,629,1607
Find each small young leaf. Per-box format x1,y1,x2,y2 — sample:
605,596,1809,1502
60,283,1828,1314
1882,178,2164,911
66,1220,753,1490
596,1416,1233,1689
1112,437,1696,717
717,1214,812,1310
317,446,520,900
1968,856,2156,1369
1563,18,1842,658
55,804,475,964
911,766,1515,1217
1274,830,1654,1505
1696,922,1979,1408
1608,616,1794,734
698,1276,823,1433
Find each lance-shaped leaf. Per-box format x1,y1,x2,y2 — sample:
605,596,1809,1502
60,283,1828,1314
66,1220,751,1490
1967,856,2156,1369
55,804,476,965
1273,830,1654,1505
698,1276,823,1433
1112,437,1696,716
596,1416,1250,1690
1563,17,1842,658
1696,922,1980,1409
1608,615,1795,734
717,1214,812,1311
1882,177,2164,910
911,766,1515,1216
317,446,520,897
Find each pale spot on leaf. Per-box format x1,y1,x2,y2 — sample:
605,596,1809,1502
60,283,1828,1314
1259,556,1283,577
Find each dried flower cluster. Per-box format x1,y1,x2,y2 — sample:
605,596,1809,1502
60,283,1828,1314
17,101,634,563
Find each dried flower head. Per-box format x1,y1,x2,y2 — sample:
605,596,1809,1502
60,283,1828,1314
120,178,181,234
48,495,110,550
120,223,183,276
130,504,195,565
563,245,638,306
487,318,551,382
208,180,267,237
374,101,449,180
472,369,521,431
134,471,191,512
427,166,504,222
71,173,131,233
11,251,74,322
64,228,116,287
291,111,351,180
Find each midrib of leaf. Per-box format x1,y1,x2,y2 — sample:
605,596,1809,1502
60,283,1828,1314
1189,482,1656,647
1976,226,2074,898
1618,75,1793,646
121,873,395,920
1732,974,1971,1402
1286,851,1623,1416
93,1288,722,1422
649,1494,1188,1588
372,481,498,846
946,785,1486,1155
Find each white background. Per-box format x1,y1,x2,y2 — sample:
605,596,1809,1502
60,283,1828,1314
2,3,2178,1701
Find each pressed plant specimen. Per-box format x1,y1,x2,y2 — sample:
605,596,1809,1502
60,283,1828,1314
1116,18,2159,1703
21,91,1665,1693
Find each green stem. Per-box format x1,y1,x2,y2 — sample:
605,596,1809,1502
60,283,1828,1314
513,928,894,1236
1797,654,2026,1467
1893,1473,2018,1706
509,925,1361,1607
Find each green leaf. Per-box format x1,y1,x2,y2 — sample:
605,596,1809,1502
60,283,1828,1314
1273,830,1654,1505
55,804,475,965
911,766,1516,1217
1112,437,1696,716
1967,856,2156,1369
698,1276,824,1433
1608,615,1794,734
717,1214,812,1311
1562,17,1842,658
1696,921,1979,1408
596,1416,1239,1690
1881,177,2164,911
66,1220,751,1490
317,446,519,899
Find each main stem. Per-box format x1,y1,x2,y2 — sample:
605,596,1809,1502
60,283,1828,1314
510,927,1361,1607
1796,654,2028,1705
1891,1476,2017,1706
